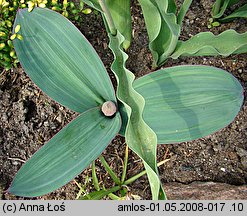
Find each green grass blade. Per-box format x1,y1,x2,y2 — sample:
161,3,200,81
124,159,170,185
108,31,166,200
92,161,100,191
8,108,121,197
80,186,121,200
138,0,180,67
171,30,247,59
82,0,102,11
134,65,244,144
13,8,116,113
220,3,247,22
99,155,121,185
121,145,129,183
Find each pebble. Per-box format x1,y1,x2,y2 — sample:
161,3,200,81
12,161,19,166
1,113,8,121
56,113,63,123
43,121,49,127
50,122,57,130
238,69,243,73
220,168,226,172
241,157,247,170
236,147,247,157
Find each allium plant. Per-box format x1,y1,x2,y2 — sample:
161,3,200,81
8,5,243,199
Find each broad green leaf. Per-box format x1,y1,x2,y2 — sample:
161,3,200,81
8,108,121,197
220,3,247,22
134,65,243,144
13,8,116,113
138,0,180,67
171,30,247,59
108,31,166,200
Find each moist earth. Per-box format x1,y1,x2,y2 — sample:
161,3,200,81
0,0,247,200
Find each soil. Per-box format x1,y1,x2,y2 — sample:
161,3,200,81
1,0,247,200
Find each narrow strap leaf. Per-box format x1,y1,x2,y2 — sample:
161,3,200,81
134,65,244,144
84,0,132,50
92,161,100,191
8,108,121,197
171,30,247,59
177,0,193,26
99,155,121,185
220,3,247,22
138,0,180,67
212,0,231,18
82,0,102,11
108,31,166,200
13,8,116,113
80,186,121,200
155,0,177,14
105,0,131,50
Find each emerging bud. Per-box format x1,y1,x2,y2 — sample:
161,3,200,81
17,34,23,40
0,43,5,50
10,34,16,40
82,8,92,15
14,24,21,33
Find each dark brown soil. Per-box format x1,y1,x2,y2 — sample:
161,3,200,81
1,0,246,200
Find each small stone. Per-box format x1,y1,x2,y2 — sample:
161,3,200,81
240,156,247,170
220,168,226,172
236,147,247,157
12,161,19,166
2,113,8,121
43,121,49,127
56,113,62,123
50,122,57,130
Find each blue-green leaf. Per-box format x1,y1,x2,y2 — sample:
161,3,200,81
138,0,180,66
212,0,231,19
220,3,247,22
13,8,116,113
105,0,131,50
171,30,247,59
134,65,244,144
8,108,121,197
83,0,101,11
212,0,239,19
83,0,132,49
108,31,166,200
